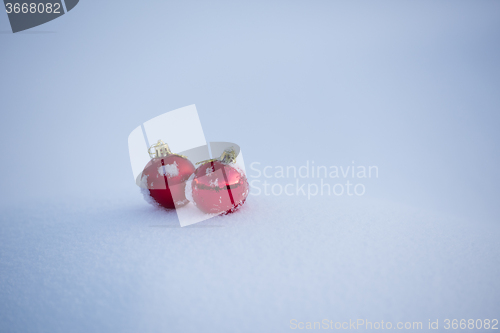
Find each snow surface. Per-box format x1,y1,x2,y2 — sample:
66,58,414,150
0,191,499,333
1,1,500,332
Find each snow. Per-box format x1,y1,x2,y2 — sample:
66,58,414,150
185,173,195,204
208,178,219,187
140,187,158,207
158,162,179,178
139,174,148,188
0,193,499,333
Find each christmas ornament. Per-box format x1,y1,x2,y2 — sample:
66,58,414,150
190,147,249,215
141,140,195,209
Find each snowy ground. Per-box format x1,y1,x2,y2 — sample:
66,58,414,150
1,191,499,332
1,1,500,332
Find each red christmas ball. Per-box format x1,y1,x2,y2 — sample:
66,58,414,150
141,141,195,209
191,160,249,215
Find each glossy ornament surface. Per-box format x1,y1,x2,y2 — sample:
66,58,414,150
141,140,195,209
191,160,249,214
